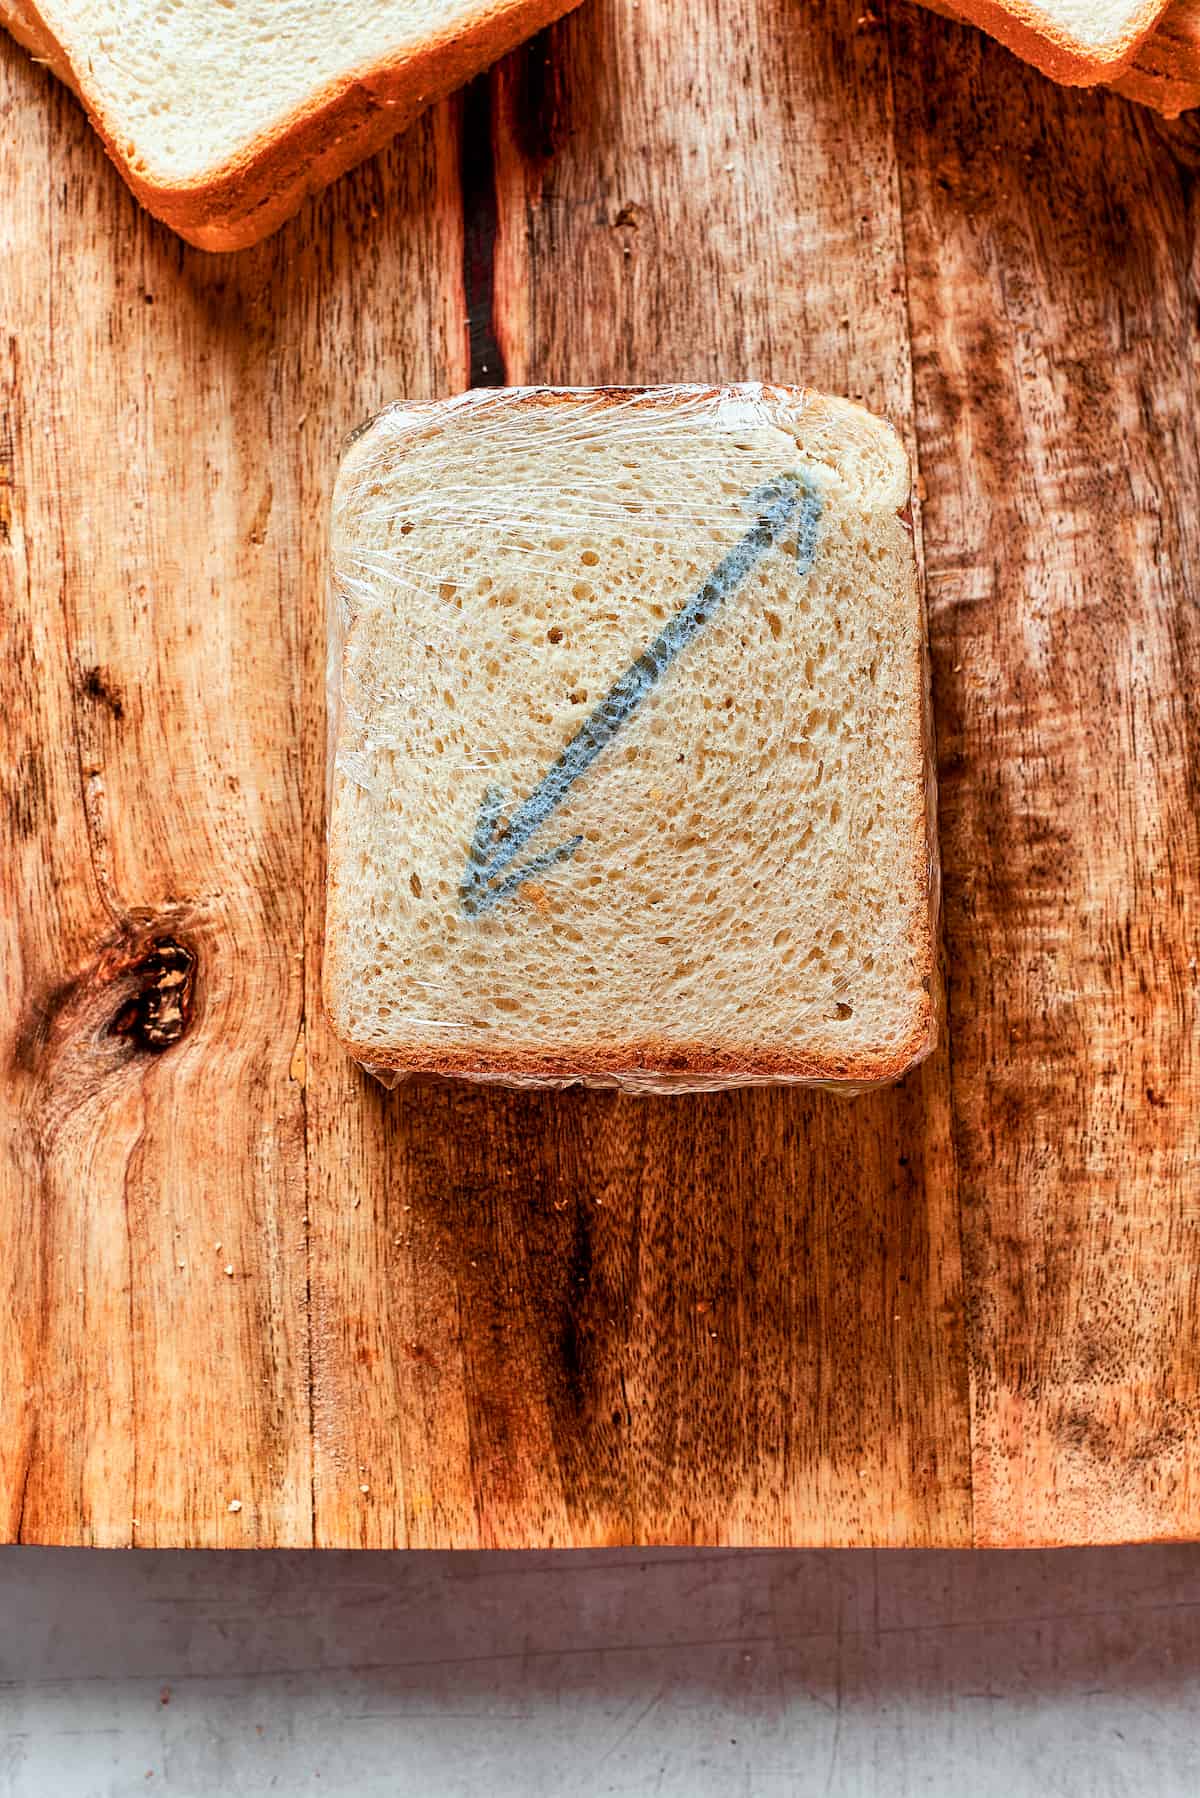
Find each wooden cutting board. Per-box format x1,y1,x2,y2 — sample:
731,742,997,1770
1,0,1197,1550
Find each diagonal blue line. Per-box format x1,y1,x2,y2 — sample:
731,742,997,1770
465,833,585,917
461,469,822,916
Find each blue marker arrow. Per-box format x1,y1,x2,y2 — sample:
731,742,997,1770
460,469,821,917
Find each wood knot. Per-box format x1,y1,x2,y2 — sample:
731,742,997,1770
108,938,196,1052
11,920,200,1087
79,665,125,720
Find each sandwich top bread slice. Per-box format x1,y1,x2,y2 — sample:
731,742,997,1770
324,385,939,1093
0,0,580,249
949,0,1172,81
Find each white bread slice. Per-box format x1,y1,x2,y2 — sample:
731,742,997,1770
324,386,939,1092
949,0,1171,81
921,0,1199,112
0,0,581,249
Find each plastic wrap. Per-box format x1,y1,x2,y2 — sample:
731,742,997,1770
324,384,940,1095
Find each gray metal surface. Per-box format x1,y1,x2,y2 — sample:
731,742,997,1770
2,1545,1199,1795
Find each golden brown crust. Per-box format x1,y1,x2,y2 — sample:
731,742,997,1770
0,0,77,87
1111,63,1200,109
3,0,582,249
1110,0,1200,107
330,998,938,1088
946,0,1170,82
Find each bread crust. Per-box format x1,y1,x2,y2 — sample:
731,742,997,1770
331,1003,938,1089
942,0,1171,82
1111,63,1200,113
0,0,582,249
325,383,940,1093
1099,0,1200,109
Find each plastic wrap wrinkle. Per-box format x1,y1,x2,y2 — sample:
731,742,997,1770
324,384,941,1095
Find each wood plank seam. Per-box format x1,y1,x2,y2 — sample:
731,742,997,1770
881,2,979,1550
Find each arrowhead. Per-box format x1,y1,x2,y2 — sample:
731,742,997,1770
460,784,505,914
744,471,819,566
460,784,581,917
744,473,798,524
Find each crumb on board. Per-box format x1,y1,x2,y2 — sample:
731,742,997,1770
227,1500,242,1514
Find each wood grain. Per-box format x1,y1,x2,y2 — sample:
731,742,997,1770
300,0,971,1550
0,0,1195,1547
892,11,1200,1542
0,51,313,1544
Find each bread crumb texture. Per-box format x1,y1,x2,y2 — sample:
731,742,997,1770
3,0,529,173
324,385,939,1093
